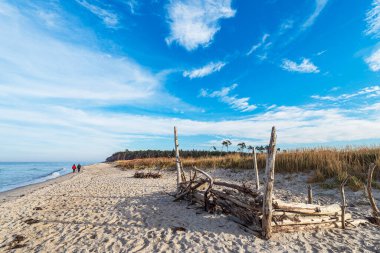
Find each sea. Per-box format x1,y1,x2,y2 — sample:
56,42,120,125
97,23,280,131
0,162,90,192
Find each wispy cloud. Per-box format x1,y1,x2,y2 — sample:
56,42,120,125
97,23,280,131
311,86,380,101
301,0,328,30
76,0,118,28
183,61,226,79
365,48,380,71
200,84,257,112
365,0,380,37
122,0,138,14
281,58,320,73
165,0,236,51
246,33,270,56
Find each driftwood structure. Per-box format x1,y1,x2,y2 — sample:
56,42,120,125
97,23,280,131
172,126,360,239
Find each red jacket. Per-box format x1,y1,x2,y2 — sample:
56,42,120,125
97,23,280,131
72,165,77,170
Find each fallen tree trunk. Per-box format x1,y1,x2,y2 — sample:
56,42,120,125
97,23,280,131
273,200,341,215
272,213,351,226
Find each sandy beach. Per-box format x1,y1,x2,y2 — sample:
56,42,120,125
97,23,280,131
0,163,379,252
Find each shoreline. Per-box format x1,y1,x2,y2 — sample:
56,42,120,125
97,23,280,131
0,163,98,203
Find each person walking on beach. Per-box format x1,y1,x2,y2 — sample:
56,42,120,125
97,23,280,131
77,164,82,173
72,164,76,173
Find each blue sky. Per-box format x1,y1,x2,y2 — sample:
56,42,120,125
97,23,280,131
1,0,380,162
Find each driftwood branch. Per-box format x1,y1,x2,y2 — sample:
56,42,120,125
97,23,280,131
174,126,182,188
192,167,214,211
340,177,349,229
253,148,259,190
366,164,380,224
307,185,313,204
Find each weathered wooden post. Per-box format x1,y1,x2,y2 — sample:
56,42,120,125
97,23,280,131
340,177,348,229
253,148,259,190
307,185,313,204
174,126,182,188
262,126,277,240
366,164,380,224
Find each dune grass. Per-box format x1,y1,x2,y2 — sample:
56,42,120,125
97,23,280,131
115,147,380,190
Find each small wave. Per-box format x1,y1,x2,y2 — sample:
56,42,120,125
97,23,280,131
45,171,61,180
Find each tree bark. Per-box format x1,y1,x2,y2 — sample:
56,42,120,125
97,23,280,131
262,126,277,240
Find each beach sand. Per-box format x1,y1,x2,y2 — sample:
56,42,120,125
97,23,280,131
0,163,379,252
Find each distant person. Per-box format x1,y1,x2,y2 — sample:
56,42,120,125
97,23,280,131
77,164,82,173
72,164,76,173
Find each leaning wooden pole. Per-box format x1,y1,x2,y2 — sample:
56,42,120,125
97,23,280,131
253,148,260,190
340,177,349,229
262,126,277,240
367,164,380,219
174,126,182,188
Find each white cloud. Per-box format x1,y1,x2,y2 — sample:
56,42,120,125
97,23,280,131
76,0,118,27
311,86,380,101
302,0,328,30
200,84,257,112
3,104,380,161
165,0,236,51
281,58,320,73
363,102,380,110
365,48,380,71
365,0,380,37
122,0,138,14
183,61,226,79
246,33,270,56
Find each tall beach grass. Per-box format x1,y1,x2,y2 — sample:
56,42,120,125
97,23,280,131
115,147,380,190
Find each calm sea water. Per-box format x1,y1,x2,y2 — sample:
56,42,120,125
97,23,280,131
0,162,84,192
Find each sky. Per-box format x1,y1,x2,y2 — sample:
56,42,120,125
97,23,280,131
1,0,380,162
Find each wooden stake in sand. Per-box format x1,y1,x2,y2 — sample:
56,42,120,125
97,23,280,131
308,185,313,204
262,126,277,240
340,177,349,229
174,126,182,188
253,148,260,190
366,164,380,224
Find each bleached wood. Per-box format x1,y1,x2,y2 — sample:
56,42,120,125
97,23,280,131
272,213,351,226
272,222,341,233
366,164,380,217
262,126,277,240
307,185,313,204
253,148,259,190
174,126,182,188
273,200,341,215
210,189,260,211
340,177,349,229
213,181,259,197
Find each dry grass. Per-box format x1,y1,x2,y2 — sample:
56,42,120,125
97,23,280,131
115,147,380,190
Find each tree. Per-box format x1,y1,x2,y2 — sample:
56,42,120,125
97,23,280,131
247,145,254,152
222,140,232,152
237,142,246,152
256,145,265,154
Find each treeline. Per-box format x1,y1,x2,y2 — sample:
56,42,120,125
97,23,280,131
105,149,238,162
